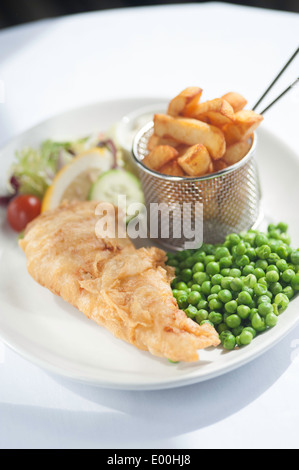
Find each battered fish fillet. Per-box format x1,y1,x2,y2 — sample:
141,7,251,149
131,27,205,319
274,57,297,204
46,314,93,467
19,201,220,362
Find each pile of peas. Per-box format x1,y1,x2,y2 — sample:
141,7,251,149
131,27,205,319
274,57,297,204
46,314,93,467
166,223,299,350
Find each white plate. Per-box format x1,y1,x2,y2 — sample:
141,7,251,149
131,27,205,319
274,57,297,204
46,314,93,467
0,98,299,391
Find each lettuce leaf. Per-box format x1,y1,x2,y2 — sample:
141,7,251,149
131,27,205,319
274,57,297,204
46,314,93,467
10,138,88,199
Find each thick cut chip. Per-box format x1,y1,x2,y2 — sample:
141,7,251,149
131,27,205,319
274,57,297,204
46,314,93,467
223,138,252,165
167,87,203,117
222,110,263,145
154,114,226,160
221,92,247,112
142,145,178,171
178,144,211,176
147,134,180,152
182,98,235,127
160,160,185,177
213,159,228,172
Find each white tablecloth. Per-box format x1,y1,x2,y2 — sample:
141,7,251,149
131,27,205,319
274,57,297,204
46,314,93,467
0,2,299,449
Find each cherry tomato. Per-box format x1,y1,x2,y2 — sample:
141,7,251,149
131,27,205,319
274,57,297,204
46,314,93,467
7,195,41,232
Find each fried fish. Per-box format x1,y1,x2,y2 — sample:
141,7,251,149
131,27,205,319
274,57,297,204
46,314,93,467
19,201,220,362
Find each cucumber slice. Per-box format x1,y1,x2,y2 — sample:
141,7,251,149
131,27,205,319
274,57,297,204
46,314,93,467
89,169,144,211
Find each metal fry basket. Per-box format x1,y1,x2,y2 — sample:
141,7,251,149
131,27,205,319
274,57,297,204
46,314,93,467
132,122,262,251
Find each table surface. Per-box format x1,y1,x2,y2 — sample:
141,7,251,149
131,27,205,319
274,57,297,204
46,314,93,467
0,2,299,449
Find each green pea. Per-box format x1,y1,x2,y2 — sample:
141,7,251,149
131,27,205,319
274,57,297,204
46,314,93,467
266,270,280,284
217,323,228,335
283,286,294,300
176,250,189,261
234,242,246,256
270,282,283,296
235,255,250,267
208,293,218,301
204,255,216,265
221,268,231,277
276,245,289,259
255,233,269,247
228,234,241,246
243,232,256,246
167,259,179,267
274,293,289,313
186,256,197,268
181,268,193,282
256,245,271,260
282,269,295,283
268,253,280,263
279,233,291,245
237,305,251,319
232,325,244,337
200,320,214,327
239,330,253,345
258,302,274,317
201,281,212,296
265,313,278,328
218,289,233,303
226,314,241,329
209,298,223,311
254,283,268,296
192,251,206,263
257,294,271,305
244,274,257,288
225,300,238,314
219,257,233,269
276,259,289,272
243,264,255,275
230,268,242,278
188,291,201,305
246,248,257,261
191,284,201,292
251,313,266,332
291,251,299,266
223,334,236,350
206,262,220,275
267,264,279,273
221,276,234,289
195,309,209,324
288,263,298,273
238,291,252,306
177,293,189,309
277,222,288,233
211,274,223,286
208,311,223,325
254,268,266,279
193,272,209,285
171,276,181,288
258,277,268,287
219,330,232,342
243,326,257,338
185,305,197,318
211,285,222,294
197,299,208,310
268,229,280,240
192,262,205,274
215,247,230,260
175,281,189,291
255,259,268,271
268,224,276,233
265,290,273,300
230,278,243,292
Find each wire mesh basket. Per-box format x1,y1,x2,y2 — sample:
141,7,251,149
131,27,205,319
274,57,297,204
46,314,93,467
132,122,262,251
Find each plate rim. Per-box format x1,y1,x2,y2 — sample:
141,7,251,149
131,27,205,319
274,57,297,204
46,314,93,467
1,96,299,391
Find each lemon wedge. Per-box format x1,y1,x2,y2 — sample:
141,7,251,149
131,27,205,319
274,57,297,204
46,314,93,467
41,147,113,212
